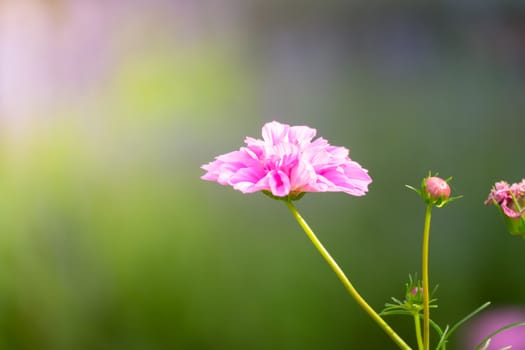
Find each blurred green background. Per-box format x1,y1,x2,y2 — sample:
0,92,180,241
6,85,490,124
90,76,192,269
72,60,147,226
1,1,525,349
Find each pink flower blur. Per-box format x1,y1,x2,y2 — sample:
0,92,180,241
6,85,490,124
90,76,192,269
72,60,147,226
201,121,372,198
485,179,525,218
463,307,525,349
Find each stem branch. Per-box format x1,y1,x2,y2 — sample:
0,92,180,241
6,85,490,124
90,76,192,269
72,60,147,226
422,204,433,350
414,313,424,350
286,200,412,350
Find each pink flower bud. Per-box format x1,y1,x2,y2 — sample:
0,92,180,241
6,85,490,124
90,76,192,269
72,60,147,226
425,177,451,201
410,287,422,296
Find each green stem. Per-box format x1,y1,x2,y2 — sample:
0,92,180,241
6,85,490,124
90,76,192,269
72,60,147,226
285,200,412,350
413,313,424,350
422,204,432,350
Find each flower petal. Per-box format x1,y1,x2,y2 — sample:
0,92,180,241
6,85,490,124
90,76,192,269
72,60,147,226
501,202,525,219
262,121,289,145
202,121,372,198
268,170,291,197
288,125,317,145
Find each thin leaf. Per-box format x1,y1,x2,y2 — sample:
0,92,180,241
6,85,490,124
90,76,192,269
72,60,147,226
446,302,491,340
478,339,490,350
405,185,419,191
435,325,450,349
391,297,403,304
433,302,492,349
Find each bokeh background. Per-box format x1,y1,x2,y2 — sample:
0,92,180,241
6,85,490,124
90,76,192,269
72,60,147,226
1,1,525,349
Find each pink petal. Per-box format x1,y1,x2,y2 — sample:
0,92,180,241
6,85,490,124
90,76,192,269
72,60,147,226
268,170,291,197
501,202,525,219
290,158,317,192
262,121,289,145
201,149,262,185
318,164,371,196
342,161,373,183
288,125,317,145
201,121,372,198
230,167,265,186
325,145,349,159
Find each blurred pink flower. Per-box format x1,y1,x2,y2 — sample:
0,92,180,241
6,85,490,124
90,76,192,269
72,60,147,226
463,307,525,349
485,180,525,219
201,121,372,198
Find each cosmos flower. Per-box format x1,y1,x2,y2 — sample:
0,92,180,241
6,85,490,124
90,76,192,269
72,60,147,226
485,180,525,219
485,179,525,235
201,121,372,199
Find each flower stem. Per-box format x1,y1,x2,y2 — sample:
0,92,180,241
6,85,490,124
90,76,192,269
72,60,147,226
285,200,412,350
422,204,432,350
413,313,424,350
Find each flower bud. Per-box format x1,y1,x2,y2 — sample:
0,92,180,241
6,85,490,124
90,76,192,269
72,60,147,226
425,177,451,201
405,283,423,305
406,173,460,208
410,287,422,296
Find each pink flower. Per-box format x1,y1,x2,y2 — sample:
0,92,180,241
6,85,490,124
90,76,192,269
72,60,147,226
201,121,372,198
462,307,525,349
485,179,525,219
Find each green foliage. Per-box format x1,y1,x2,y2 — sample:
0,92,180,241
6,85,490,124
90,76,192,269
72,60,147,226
381,275,492,349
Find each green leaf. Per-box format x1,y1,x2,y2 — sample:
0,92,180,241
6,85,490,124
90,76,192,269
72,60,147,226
435,302,491,349
405,184,421,195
